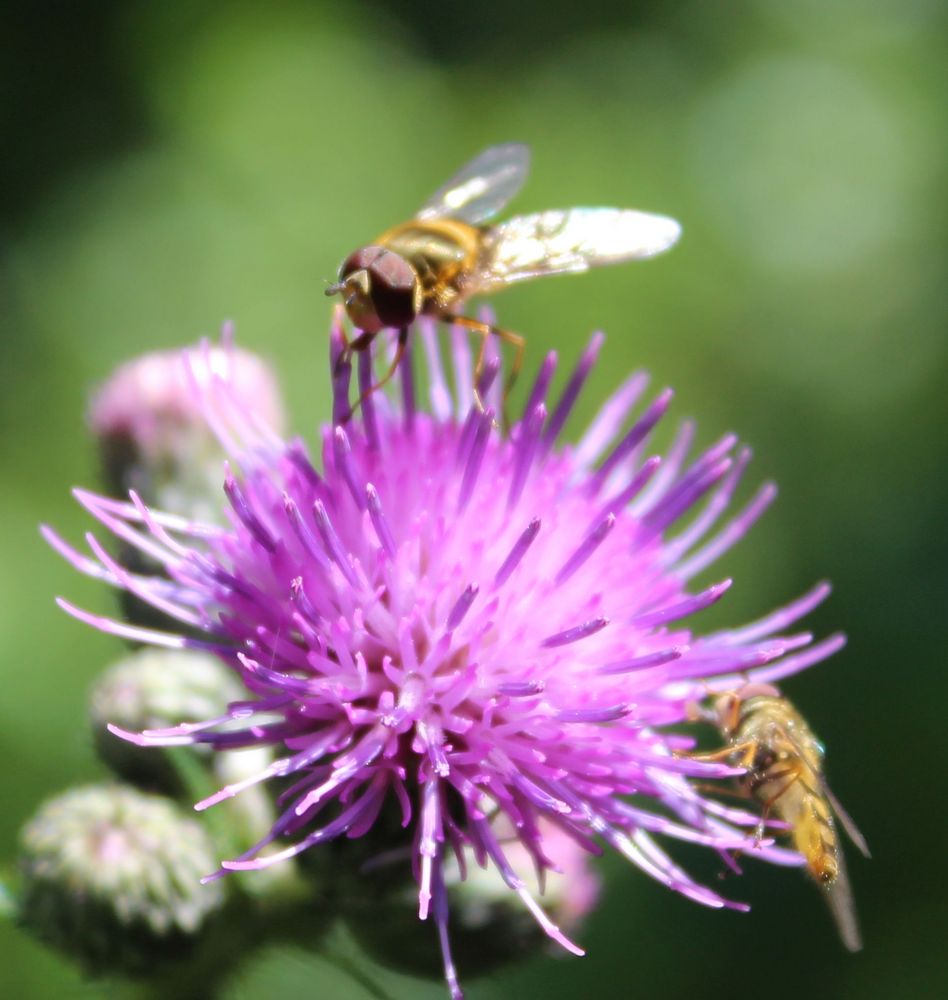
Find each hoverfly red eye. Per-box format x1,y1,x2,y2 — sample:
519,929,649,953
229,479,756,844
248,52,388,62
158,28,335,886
336,246,420,334
365,250,419,329
340,246,387,279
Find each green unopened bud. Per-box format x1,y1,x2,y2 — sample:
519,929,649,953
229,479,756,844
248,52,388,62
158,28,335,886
18,785,225,975
90,649,245,791
90,649,277,845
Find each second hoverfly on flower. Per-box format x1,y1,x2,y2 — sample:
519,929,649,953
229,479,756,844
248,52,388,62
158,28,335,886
326,142,682,400
690,683,870,952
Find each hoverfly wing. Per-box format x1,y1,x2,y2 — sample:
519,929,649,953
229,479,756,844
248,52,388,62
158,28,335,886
822,781,871,859
474,208,682,293
416,143,531,225
823,845,863,952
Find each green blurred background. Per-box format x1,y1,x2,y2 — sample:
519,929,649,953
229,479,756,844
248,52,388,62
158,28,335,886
2,0,945,997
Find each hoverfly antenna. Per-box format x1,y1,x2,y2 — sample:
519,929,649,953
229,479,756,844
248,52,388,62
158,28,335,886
325,281,344,297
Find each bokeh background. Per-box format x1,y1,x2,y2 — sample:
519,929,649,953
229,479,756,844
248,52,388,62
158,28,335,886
2,1,945,997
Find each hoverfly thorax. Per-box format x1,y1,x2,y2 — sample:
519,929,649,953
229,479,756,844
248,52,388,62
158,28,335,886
715,682,780,738
328,245,422,335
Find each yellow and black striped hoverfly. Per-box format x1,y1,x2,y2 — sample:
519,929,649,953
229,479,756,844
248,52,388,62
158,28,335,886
693,683,870,951
326,142,681,409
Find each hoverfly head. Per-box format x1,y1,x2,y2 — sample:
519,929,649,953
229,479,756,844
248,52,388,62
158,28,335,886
713,692,743,738
330,246,421,335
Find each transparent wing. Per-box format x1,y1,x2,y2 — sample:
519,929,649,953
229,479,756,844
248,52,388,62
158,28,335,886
474,208,682,292
417,143,531,225
822,847,863,952
822,781,871,859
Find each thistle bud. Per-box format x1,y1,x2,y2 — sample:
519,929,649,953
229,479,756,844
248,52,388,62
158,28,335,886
350,819,601,982
18,785,225,974
447,820,601,940
89,649,247,792
88,338,286,631
89,338,285,520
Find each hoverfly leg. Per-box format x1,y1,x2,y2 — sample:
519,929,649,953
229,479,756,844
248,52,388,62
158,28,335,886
501,328,526,410
349,331,377,352
448,316,493,420
331,330,376,425
335,322,374,368
689,782,751,800
444,314,524,428
686,738,757,767
751,763,803,844
348,327,409,417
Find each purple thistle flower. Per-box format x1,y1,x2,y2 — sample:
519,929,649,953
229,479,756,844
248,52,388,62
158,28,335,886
46,311,844,998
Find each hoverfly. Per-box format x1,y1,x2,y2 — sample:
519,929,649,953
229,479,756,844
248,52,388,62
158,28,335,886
326,142,681,410
692,683,870,951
